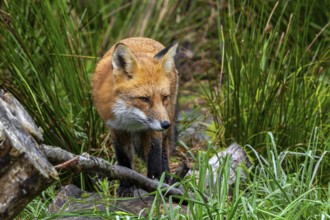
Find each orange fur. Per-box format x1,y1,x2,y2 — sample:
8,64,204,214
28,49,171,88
91,37,178,124
91,37,179,195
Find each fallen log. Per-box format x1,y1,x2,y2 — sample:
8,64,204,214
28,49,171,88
0,92,58,220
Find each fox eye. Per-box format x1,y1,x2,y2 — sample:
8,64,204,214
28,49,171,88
162,95,170,102
139,96,150,103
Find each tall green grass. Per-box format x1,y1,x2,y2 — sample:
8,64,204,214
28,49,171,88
204,0,330,155
0,0,210,153
1,0,101,154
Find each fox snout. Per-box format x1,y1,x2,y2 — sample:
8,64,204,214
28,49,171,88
150,105,171,131
147,118,171,131
160,120,171,129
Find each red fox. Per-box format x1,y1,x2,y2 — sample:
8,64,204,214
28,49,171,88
91,37,178,196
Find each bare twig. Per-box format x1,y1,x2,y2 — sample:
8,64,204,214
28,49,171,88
54,156,79,169
306,21,330,52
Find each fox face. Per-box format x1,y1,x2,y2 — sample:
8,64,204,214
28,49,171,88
105,42,178,132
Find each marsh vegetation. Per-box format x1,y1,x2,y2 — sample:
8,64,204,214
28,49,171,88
0,0,329,219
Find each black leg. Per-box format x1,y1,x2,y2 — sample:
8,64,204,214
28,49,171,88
147,135,171,183
161,146,171,183
147,138,162,180
113,135,134,197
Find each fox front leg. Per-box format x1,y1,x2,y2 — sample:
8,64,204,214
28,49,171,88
161,144,171,183
112,131,134,197
147,136,170,183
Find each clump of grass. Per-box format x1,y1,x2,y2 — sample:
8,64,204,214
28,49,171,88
173,131,328,219
240,131,329,219
0,0,102,154
16,186,56,219
203,0,330,155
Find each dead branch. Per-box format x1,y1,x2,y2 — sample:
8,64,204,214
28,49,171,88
40,144,186,198
54,156,79,169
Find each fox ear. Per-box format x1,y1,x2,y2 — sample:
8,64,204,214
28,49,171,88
112,43,138,78
154,42,178,73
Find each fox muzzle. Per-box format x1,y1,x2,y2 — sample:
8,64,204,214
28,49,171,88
160,120,171,130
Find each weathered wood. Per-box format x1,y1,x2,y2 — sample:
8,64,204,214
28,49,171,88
0,92,58,220
40,144,185,198
1,93,43,142
48,184,187,219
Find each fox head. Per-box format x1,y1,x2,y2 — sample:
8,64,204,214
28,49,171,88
107,42,178,132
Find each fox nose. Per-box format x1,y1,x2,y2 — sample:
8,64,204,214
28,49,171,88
161,121,171,129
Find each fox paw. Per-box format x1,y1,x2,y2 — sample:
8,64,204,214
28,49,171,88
165,175,171,184
117,186,134,197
